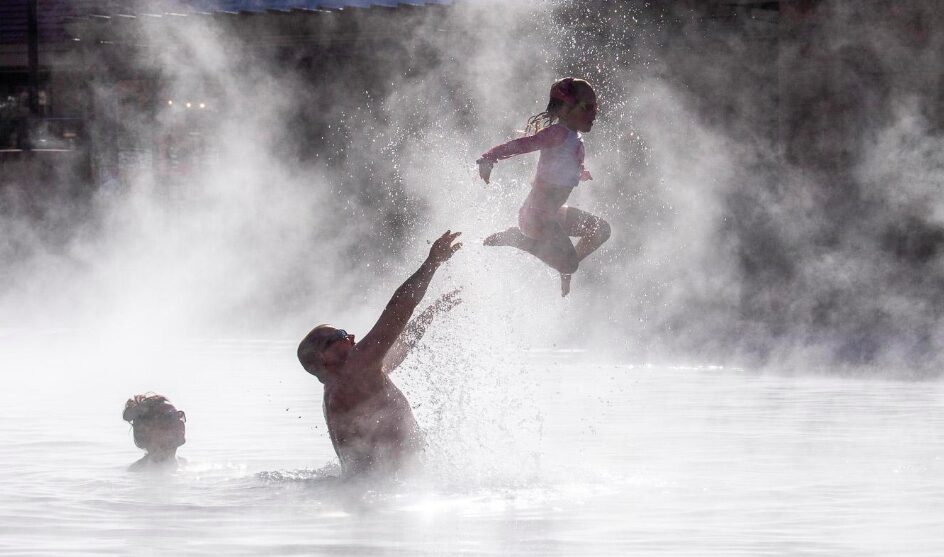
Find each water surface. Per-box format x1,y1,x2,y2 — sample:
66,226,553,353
1,337,941,556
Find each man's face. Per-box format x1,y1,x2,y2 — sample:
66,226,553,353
320,327,355,368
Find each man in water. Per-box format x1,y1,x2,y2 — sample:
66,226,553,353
297,230,462,479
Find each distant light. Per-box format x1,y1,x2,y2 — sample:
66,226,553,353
185,102,192,108
167,100,173,105
199,103,206,109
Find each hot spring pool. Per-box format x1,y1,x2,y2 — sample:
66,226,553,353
1,337,941,556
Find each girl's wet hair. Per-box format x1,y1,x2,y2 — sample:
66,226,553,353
524,77,593,136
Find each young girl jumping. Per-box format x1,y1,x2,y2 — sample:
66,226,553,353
477,77,611,297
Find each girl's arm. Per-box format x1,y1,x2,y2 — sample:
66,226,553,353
578,141,591,181
479,124,568,163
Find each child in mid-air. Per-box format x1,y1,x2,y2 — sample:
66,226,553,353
477,77,611,297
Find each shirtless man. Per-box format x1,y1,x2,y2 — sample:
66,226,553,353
297,230,462,479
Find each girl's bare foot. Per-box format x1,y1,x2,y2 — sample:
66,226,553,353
484,227,527,247
560,273,571,297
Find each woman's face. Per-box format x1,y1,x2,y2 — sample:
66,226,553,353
138,409,186,453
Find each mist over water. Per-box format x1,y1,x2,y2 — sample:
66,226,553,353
1,0,941,373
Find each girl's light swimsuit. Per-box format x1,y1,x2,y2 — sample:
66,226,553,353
480,123,586,239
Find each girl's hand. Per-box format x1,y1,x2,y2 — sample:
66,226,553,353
477,158,494,184
428,230,462,266
580,169,593,181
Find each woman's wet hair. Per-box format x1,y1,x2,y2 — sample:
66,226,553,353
524,77,594,136
123,393,184,450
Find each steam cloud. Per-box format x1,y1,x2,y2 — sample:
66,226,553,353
1,0,942,378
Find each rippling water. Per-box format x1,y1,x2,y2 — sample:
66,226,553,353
1,335,942,556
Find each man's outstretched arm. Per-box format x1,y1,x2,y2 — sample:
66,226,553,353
382,288,462,374
348,231,462,375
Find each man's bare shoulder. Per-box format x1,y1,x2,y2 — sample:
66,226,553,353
343,341,388,374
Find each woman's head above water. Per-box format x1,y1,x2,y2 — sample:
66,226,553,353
122,393,186,468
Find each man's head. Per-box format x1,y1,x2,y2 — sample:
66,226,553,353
297,325,355,383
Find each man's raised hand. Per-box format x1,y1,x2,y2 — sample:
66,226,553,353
428,230,462,266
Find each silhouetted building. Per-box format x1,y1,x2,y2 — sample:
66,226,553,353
1,0,452,185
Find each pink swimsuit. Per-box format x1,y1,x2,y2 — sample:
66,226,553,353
481,123,587,239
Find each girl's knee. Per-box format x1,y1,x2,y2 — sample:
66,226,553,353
596,219,611,243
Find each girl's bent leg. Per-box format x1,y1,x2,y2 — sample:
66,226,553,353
486,223,578,276
533,224,579,275
563,207,611,263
